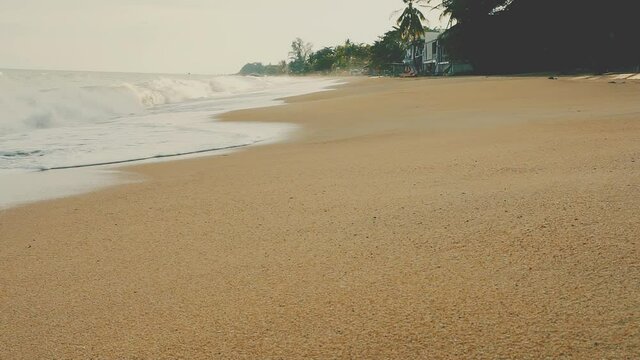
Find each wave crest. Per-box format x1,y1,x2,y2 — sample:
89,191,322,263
0,71,286,135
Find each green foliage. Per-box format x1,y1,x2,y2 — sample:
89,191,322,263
239,0,640,77
333,39,371,71
286,39,371,75
236,1,430,76
288,38,313,74
429,0,511,25
430,0,640,73
309,47,336,73
238,62,265,75
238,62,286,76
370,28,405,71
396,0,428,72
396,0,427,44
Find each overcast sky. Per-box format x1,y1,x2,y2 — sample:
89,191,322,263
0,0,447,75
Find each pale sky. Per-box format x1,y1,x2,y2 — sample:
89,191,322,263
0,0,447,75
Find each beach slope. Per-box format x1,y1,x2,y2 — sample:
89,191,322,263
1,77,639,358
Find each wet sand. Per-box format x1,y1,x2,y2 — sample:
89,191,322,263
1,76,639,358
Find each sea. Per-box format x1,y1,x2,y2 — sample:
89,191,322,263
0,68,338,209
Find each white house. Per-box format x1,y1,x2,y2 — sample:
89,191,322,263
404,30,472,75
422,31,449,75
404,31,444,74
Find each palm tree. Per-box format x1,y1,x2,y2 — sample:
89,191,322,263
396,0,427,73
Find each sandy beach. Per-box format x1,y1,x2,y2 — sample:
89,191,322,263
1,76,639,358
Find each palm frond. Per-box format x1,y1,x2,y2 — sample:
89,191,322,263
396,0,428,43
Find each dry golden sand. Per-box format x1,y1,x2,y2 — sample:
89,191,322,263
1,77,639,359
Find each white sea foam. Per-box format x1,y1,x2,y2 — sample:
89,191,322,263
0,69,340,208
0,70,320,134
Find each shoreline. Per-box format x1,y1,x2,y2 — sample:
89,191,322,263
0,77,344,210
1,76,639,358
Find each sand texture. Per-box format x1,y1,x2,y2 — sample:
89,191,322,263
1,77,639,358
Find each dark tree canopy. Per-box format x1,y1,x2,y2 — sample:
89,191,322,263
370,28,405,71
434,0,640,73
288,38,314,74
309,47,336,73
396,0,427,44
238,62,286,76
239,0,639,76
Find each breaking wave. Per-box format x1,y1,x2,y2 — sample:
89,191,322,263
0,70,295,135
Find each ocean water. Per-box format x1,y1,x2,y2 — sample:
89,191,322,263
0,69,338,208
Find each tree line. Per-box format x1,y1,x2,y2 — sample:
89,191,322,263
239,32,406,76
240,0,640,76
434,0,640,73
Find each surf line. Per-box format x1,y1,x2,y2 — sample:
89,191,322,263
40,141,264,171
